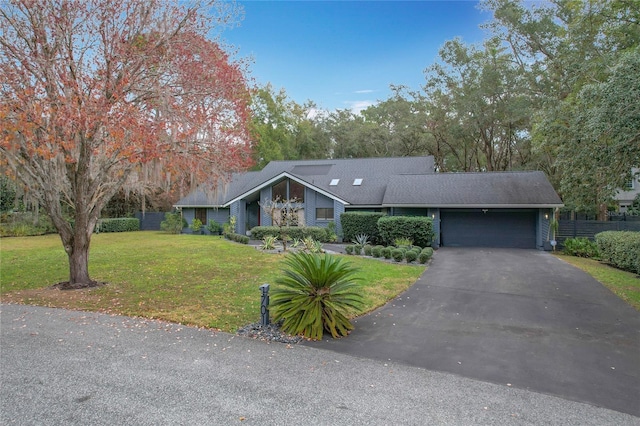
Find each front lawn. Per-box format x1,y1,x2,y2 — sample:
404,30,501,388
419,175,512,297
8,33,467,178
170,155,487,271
555,254,640,310
0,232,424,331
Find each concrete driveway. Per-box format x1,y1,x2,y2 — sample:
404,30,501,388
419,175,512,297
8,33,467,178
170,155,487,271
306,248,640,417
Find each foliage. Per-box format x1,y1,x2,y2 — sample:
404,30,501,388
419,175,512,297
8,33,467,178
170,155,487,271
0,211,57,237
562,238,599,259
97,218,140,233
345,245,354,255
371,246,382,258
381,247,392,259
259,198,304,251
160,213,184,234
0,0,253,287
324,221,338,243
206,220,221,235
260,235,278,250
353,244,362,255
224,233,250,244
269,252,364,340
391,249,404,262
300,237,324,254
595,231,640,274
378,216,434,248
419,247,434,264
352,234,370,246
404,250,418,263
250,226,328,243
190,219,203,233
340,212,385,244
363,244,373,256
394,237,413,247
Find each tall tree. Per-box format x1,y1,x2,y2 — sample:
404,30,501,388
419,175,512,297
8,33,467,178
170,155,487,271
0,0,253,288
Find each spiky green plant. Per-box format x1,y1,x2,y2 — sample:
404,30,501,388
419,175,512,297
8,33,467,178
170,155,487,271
270,252,364,340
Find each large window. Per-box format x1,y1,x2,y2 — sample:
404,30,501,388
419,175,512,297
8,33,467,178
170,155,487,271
316,208,334,221
272,179,304,202
195,208,207,225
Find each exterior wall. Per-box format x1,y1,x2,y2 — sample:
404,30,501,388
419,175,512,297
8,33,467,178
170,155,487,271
334,201,346,239
304,187,317,227
614,168,640,211
260,187,272,226
538,208,554,250
230,201,241,234
428,208,440,248
209,208,230,230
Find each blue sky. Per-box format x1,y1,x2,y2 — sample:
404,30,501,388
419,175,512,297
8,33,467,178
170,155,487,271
222,1,492,113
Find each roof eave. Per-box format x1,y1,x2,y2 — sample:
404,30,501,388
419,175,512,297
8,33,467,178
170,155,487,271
383,203,565,208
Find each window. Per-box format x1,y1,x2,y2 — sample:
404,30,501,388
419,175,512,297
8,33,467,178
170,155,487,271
353,178,363,186
195,208,207,225
330,179,340,186
272,179,304,202
316,208,334,221
272,180,287,201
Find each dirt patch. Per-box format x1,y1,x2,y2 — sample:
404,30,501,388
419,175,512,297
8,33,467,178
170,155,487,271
49,281,108,290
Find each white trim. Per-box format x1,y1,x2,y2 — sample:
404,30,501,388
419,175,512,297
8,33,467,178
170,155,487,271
223,172,350,207
382,203,564,208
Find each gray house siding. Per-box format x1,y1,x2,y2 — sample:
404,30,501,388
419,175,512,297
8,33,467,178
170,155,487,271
230,202,241,234
260,187,272,227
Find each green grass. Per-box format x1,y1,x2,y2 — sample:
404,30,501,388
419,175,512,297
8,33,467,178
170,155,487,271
556,254,640,310
0,232,424,331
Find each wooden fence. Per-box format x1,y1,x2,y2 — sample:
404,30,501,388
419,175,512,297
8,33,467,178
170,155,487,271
557,220,640,244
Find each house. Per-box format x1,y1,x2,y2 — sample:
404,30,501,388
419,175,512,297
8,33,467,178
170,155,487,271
174,156,564,250
614,168,640,213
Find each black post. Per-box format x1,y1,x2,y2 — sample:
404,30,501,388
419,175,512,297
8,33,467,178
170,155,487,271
259,284,270,326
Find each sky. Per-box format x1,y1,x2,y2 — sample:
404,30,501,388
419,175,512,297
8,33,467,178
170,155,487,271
221,0,493,113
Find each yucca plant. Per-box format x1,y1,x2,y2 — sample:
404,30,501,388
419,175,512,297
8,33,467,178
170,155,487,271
270,252,364,340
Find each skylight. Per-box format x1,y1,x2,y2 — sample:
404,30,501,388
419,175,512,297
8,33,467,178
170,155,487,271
330,179,340,186
353,178,363,186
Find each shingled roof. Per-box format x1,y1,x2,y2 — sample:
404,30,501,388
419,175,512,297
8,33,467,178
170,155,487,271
174,157,563,208
383,172,563,207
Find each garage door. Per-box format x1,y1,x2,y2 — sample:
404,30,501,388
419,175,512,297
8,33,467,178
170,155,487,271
440,209,536,249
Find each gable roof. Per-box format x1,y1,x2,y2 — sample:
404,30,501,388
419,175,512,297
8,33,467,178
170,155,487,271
383,172,564,208
175,156,435,207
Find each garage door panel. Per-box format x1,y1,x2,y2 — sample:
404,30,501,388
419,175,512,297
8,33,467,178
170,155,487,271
441,210,536,249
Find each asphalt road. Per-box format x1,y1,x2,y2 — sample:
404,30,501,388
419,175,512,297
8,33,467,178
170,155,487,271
1,303,638,425
307,248,640,418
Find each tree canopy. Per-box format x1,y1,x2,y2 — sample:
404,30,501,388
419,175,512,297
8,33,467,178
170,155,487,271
0,0,253,287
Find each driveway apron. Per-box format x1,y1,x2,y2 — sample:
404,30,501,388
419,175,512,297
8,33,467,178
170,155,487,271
306,248,640,417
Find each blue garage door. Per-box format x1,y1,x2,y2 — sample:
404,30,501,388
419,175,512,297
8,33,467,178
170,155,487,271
440,209,536,249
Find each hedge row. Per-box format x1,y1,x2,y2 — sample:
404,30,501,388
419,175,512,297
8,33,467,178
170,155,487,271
346,244,434,264
595,231,640,274
249,226,330,242
340,212,384,244
224,232,250,244
97,218,139,233
377,216,434,248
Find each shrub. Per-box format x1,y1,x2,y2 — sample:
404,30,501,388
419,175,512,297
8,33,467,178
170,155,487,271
160,212,184,234
206,220,221,235
352,234,370,246
301,237,323,254
353,244,362,255
249,226,329,242
394,237,413,247
378,216,434,247
363,244,373,256
562,237,599,258
345,245,354,255
270,252,364,340
371,246,382,258
98,218,140,233
418,247,434,264
261,235,278,250
405,250,417,263
324,221,338,242
381,247,392,259
190,218,203,233
340,212,384,244
391,248,404,262
595,231,640,274
225,233,249,244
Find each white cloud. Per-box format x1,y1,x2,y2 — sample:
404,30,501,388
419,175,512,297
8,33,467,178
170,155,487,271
354,89,375,94
344,100,377,115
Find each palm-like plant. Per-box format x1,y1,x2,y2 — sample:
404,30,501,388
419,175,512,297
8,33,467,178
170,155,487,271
270,252,364,340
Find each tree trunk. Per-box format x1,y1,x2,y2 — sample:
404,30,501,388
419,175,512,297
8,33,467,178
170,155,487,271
67,229,93,288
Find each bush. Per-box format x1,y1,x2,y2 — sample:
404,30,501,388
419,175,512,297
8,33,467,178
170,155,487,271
160,212,184,234
381,247,392,259
270,252,364,340
353,244,362,255
404,250,417,263
345,245,354,255
249,226,329,242
206,220,221,235
363,244,373,256
595,231,640,274
340,212,384,244
391,248,404,262
98,218,140,233
224,233,249,244
378,216,434,247
418,247,434,264
371,245,382,258
562,237,599,258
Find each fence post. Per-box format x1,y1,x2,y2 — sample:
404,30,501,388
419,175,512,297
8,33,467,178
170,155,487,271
259,284,270,326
